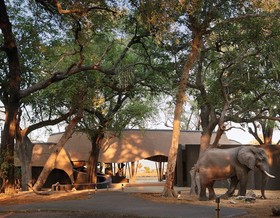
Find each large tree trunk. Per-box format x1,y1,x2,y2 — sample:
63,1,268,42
262,121,274,146
0,112,18,194
199,123,218,155
162,30,202,197
32,111,83,191
15,135,34,191
199,133,212,154
87,132,104,184
15,110,75,191
211,125,225,148
0,0,22,194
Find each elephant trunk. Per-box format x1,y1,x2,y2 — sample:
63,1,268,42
260,165,275,199
261,173,268,199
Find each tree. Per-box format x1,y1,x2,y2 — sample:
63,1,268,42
188,1,280,152
0,0,23,193
130,0,214,197
187,4,279,193
162,0,236,197
1,0,173,191
15,84,86,191
133,0,280,197
0,0,117,193
33,105,84,191
232,7,280,146
72,13,173,184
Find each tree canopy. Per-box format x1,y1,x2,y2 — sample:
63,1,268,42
0,0,174,192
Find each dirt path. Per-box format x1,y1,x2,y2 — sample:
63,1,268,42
0,188,279,217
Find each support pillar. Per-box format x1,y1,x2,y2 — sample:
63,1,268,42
176,144,183,186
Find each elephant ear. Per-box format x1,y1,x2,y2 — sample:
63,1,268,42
237,146,256,170
258,148,269,162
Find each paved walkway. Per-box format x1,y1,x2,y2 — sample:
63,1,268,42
0,184,247,218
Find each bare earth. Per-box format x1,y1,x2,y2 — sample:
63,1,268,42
135,189,280,218
0,188,279,217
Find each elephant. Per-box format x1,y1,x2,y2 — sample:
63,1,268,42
193,146,275,201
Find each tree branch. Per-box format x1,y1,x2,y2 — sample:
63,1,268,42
53,0,116,15
25,112,71,135
248,122,263,144
35,0,117,15
211,124,226,147
111,33,150,71
19,64,105,98
213,12,280,31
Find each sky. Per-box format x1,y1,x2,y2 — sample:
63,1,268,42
225,125,280,145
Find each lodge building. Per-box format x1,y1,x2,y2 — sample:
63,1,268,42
15,129,280,190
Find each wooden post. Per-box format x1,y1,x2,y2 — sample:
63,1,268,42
159,161,162,181
125,162,128,177
113,163,116,176
131,162,136,183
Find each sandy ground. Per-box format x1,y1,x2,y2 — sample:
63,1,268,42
135,189,280,218
0,188,279,217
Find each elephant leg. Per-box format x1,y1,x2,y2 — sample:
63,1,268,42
208,182,216,200
195,172,201,195
228,177,239,195
222,177,238,199
239,175,248,196
199,184,208,201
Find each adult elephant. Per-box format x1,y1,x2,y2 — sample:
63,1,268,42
195,146,275,201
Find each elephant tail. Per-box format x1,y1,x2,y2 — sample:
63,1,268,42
189,165,200,195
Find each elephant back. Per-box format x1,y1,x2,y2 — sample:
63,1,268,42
197,147,238,166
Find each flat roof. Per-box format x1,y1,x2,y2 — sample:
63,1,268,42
15,129,239,166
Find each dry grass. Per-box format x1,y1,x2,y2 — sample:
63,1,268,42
0,190,90,206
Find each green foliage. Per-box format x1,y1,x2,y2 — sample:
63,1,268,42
140,0,279,137
185,1,280,134
144,166,151,173
2,0,279,147
112,98,158,130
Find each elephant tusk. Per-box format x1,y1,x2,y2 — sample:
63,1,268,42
264,170,275,178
